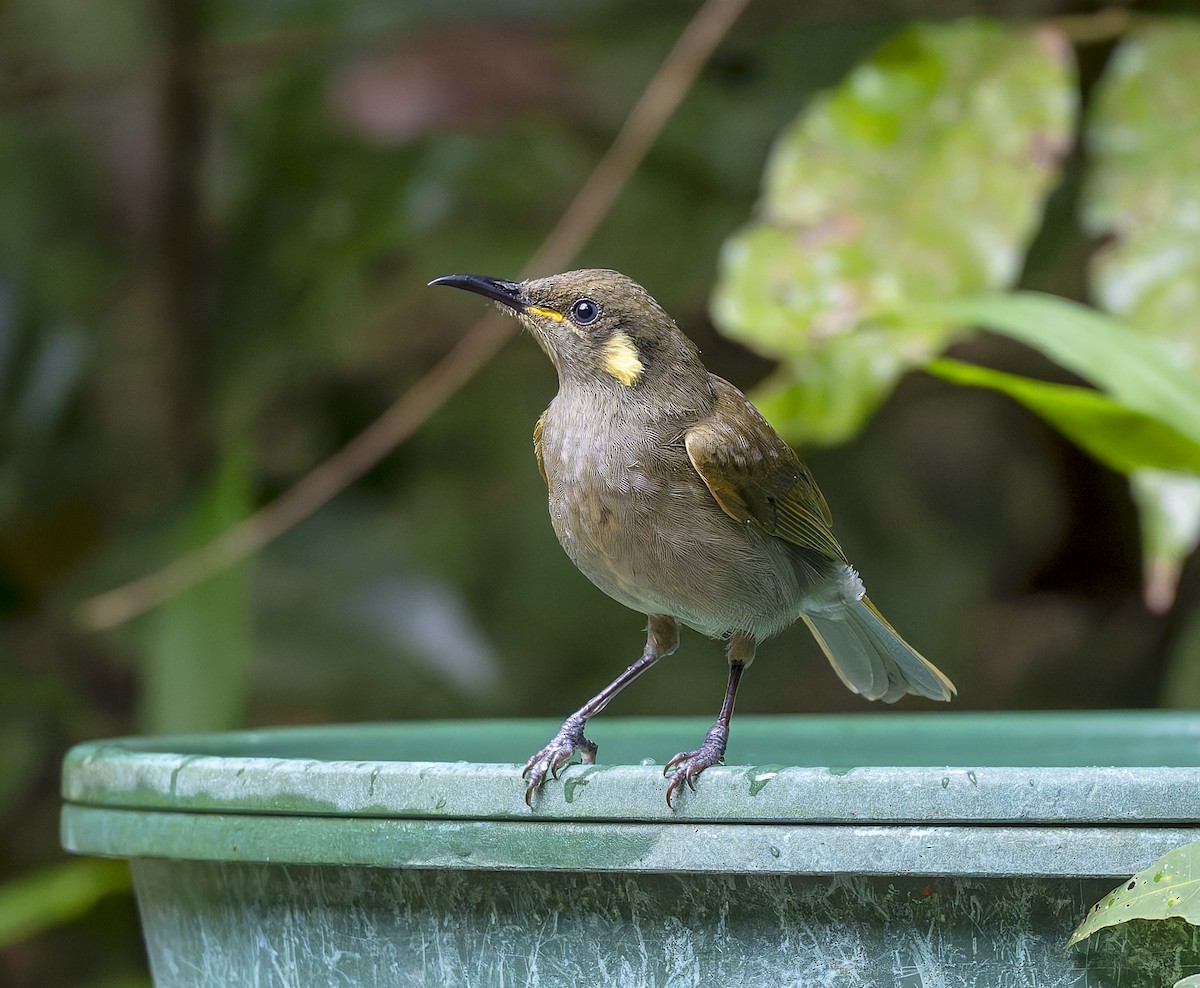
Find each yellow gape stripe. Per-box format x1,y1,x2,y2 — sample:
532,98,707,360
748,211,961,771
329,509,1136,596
527,305,564,321
603,332,644,386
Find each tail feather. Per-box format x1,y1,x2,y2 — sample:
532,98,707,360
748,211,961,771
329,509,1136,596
801,595,956,703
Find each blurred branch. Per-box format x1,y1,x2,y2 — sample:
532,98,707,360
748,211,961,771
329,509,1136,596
1046,7,1134,45
76,0,752,632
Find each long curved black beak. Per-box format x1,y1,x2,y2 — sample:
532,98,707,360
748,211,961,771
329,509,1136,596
428,274,524,311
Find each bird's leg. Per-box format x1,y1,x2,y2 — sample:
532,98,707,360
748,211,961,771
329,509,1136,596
664,632,755,807
522,615,678,805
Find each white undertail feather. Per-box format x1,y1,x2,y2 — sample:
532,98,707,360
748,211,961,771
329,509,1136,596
801,597,956,703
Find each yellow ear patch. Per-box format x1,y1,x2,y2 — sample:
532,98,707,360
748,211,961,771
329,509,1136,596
603,332,644,386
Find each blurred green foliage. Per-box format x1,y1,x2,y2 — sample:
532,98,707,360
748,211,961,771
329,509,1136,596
1,2,1199,985
143,447,255,734
1084,18,1200,611
0,860,130,952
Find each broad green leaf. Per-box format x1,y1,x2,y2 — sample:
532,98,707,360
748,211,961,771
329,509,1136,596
751,326,936,446
1083,20,1200,608
1070,840,1200,946
1084,19,1200,361
0,859,130,949
927,358,1200,476
142,447,256,733
711,20,1075,444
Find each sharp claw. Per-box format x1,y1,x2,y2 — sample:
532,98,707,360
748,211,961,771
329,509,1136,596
552,748,572,779
521,721,597,804
523,758,546,805
662,731,727,805
665,772,687,808
664,762,696,807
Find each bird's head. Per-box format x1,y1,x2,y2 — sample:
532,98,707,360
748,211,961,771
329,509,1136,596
430,268,705,393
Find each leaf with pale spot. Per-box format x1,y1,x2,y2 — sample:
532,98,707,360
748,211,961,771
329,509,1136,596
710,20,1075,444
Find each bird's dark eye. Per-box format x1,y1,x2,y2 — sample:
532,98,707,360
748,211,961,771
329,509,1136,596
569,298,600,326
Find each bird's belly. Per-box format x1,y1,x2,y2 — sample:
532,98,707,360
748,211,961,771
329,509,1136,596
545,462,802,639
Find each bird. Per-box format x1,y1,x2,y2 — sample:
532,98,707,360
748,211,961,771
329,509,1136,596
429,269,956,806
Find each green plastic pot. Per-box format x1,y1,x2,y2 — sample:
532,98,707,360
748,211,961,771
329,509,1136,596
62,712,1200,986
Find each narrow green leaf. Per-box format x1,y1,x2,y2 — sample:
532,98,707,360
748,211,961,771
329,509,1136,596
1070,840,1200,946
915,291,1200,608
928,358,1200,475
0,859,130,949
142,446,256,734
914,293,1200,445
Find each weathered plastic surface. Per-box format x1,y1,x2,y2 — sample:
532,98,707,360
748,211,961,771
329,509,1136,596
61,713,1200,987
129,862,1192,988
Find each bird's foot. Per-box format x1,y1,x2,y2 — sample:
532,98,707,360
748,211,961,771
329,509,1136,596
521,715,597,806
663,724,728,807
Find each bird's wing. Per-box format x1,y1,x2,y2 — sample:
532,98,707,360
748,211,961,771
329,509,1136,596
533,414,548,487
684,378,846,564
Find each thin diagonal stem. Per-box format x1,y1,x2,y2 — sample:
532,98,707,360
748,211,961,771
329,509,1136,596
76,0,751,632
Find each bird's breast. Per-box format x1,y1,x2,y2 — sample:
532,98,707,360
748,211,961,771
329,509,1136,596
539,412,692,569
536,401,804,638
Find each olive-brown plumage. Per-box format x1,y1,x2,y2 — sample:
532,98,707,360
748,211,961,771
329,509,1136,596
430,269,955,805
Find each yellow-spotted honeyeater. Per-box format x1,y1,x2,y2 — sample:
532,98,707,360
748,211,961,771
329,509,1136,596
430,269,955,806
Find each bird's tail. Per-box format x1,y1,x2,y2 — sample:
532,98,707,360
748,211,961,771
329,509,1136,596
801,595,956,703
